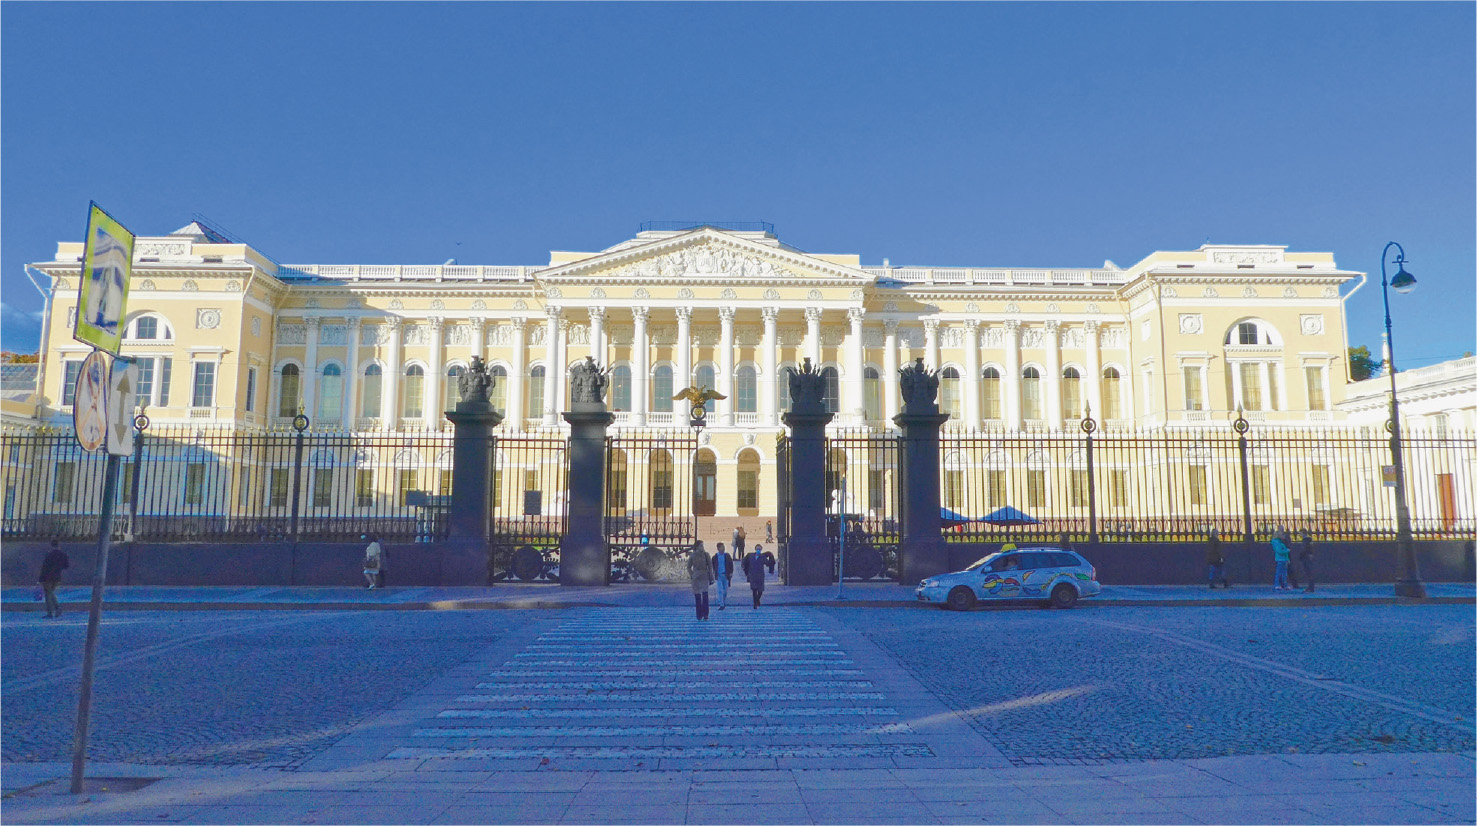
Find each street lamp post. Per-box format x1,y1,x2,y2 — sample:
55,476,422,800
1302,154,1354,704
1379,241,1425,599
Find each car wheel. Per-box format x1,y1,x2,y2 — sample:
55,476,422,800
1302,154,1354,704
1050,584,1078,609
946,587,976,612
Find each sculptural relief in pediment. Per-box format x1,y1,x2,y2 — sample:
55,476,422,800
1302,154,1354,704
604,241,803,281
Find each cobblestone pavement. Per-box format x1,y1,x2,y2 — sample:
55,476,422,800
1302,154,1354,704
827,603,1476,765
1,610,556,768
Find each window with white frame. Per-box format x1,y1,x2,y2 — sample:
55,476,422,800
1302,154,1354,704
444,365,465,412
735,365,757,413
278,364,301,417
610,365,632,411
1228,320,1277,346
191,362,216,408
361,365,382,418
940,367,960,418
1183,366,1205,411
1304,366,1326,411
982,367,1002,419
1101,367,1122,420
320,364,343,419
820,366,839,414
61,360,82,406
862,367,881,420
489,365,507,416
245,366,258,413
125,314,173,341
694,364,716,393
526,366,545,418
402,365,424,418
652,365,673,412
1022,367,1042,420
1062,367,1082,419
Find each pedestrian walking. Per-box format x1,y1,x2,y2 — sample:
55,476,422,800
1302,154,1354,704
687,541,714,620
363,534,383,589
1206,530,1230,589
712,542,734,610
733,526,747,558
38,540,69,618
1299,530,1316,593
765,520,774,544
376,540,389,588
1271,531,1291,590
744,544,767,609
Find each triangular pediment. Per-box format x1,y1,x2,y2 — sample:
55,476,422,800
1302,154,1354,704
537,228,870,283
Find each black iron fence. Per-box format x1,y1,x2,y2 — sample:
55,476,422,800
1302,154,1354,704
488,434,568,582
940,425,1477,543
604,430,699,582
1,424,455,542
824,429,903,580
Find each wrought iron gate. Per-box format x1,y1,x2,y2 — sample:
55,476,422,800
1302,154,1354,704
604,430,699,582
826,429,903,581
488,435,567,583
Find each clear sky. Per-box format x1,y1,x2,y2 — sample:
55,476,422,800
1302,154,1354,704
3,2,1473,366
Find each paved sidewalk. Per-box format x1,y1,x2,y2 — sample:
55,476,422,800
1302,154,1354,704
2,581,1473,612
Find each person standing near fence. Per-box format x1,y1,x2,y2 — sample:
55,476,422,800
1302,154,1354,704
744,544,767,609
38,540,69,619
1206,530,1230,589
363,534,383,589
687,540,714,620
733,526,746,559
712,543,734,610
1271,531,1291,591
1299,530,1316,593
765,520,774,545
376,538,389,589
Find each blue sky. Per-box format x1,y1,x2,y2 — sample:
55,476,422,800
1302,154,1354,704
3,2,1473,366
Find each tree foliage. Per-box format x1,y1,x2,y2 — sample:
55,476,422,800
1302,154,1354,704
1348,346,1381,381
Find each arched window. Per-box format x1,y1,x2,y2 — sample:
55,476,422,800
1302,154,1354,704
402,365,425,418
611,365,632,412
361,364,382,418
777,362,794,412
821,367,839,414
319,364,343,420
445,365,465,412
982,367,1002,420
527,366,545,419
940,367,961,419
278,364,301,418
694,364,716,393
737,448,761,513
1227,320,1278,346
1062,367,1082,419
1022,366,1042,421
652,365,673,412
735,366,757,413
126,314,172,341
490,365,508,416
1101,367,1122,420
863,367,881,420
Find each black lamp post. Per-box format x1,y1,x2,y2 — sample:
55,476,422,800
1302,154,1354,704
1379,241,1424,599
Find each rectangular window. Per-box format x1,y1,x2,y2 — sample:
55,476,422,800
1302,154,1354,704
438,469,452,496
191,362,216,408
1026,470,1046,509
1022,380,1041,421
737,469,758,510
61,361,81,406
1311,465,1330,508
608,466,628,511
1183,367,1204,411
1109,470,1129,509
53,461,76,504
1188,466,1208,506
313,468,334,508
1305,366,1327,411
868,469,886,511
1252,465,1271,505
944,470,964,510
491,470,503,512
1070,470,1089,508
184,463,206,505
269,468,290,507
1239,363,1263,411
136,359,156,407
355,469,373,508
988,470,1007,509
398,470,417,507
159,358,172,407
526,373,544,419
982,378,1001,420
651,467,673,510
245,367,258,413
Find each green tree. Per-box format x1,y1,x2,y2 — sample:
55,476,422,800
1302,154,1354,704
1348,345,1381,381
0,351,39,364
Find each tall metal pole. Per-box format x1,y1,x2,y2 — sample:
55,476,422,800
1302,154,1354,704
835,477,846,601
71,453,120,794
124,415,147,585
288,412,309,585
1083,405,1098,545
1380,242,1425,598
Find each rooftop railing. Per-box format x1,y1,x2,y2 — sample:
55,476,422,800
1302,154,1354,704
277,265,544,282
862,267,1126,286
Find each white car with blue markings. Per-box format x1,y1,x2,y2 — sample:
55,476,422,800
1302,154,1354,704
916,547,1102,610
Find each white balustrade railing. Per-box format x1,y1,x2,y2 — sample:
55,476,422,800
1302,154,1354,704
734,412,761,426
278,265,541,282
646,411,675,426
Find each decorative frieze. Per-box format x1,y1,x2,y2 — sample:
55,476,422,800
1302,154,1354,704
320,324,348,346
182,280,199,291
1101,326,1126,349
195,308,222,330
403,325,429,346
1300,314,1324,336
1179,314,1203,335
277,325,306,345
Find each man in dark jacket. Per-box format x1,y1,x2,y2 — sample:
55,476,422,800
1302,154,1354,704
743,546,767,609
1205,531,1229,589
712,543,734,610
1299,530,1315,593
39,540,70,618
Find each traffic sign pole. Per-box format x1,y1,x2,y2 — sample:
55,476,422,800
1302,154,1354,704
70,452,120,794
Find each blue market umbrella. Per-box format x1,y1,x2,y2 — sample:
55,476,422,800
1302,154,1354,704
980,506,1041,527
940,507,979,523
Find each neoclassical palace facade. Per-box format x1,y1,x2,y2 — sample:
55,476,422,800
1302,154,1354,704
18,221,1370,522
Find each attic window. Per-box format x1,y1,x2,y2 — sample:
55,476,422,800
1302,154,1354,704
202,256,223,263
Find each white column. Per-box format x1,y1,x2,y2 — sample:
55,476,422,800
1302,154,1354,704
542,308,561,426
846,309,865,420
556,319,570,417
1004,320,1021,431
924,319,940,371
632,306,649,426
588,307,605,362
1045,321,1062,430
343,318,361,431
508,317,526,431
1231,361,1244,411
883,320,900,423
382,319,402,431
1084,321,1102,422
471,317,486,362
804,308,822,365
1260,361,1273,411
963,319,981,428
761,307,778,426
718,308,735,426
426,317,444,428
302,316,320,423
675,307,692,391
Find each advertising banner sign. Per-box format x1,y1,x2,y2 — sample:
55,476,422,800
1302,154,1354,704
73,203,135,355
72,351,111,452
107,359,138,457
